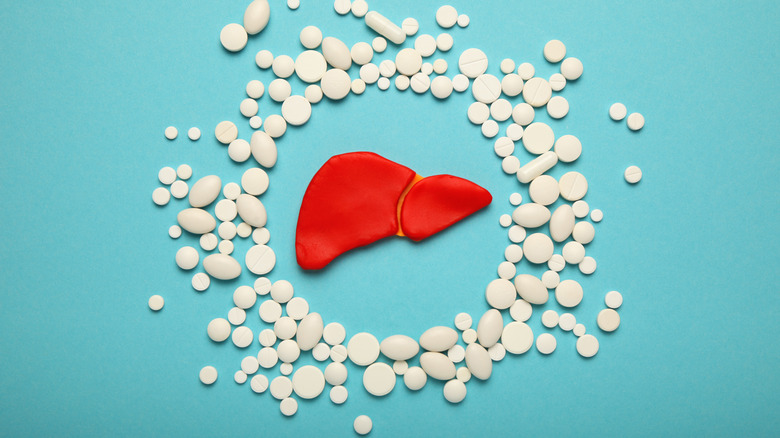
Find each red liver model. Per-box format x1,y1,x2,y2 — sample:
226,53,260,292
295,152,491,269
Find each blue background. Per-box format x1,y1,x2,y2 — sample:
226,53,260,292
1,0,778,436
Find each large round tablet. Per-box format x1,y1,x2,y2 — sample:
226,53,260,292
458,48,488,78
485,279,516,310
522,122,555,154
529,175,559,206
347,332,380,366
472,74,501,104
555,279,584,307
175,246,199,270
501,322,533,354
559,171,588,201
523,233,554,264
597,309,621,332
295,50,328,83
576,334,599,357
320,69,351,100
522,77,552,107
443,379,467,403
363,362,396,396
281,95,312,126
554,135,582,162
292,365,325,399
220,23,248,52
395,48,422,76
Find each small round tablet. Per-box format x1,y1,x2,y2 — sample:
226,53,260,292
559,171,589,201
522,122,554,154
576,334,599,358
372,37,387,53
573,324,586,337
402,17,419,36
579,256,597,275
561,57,583,80
447,345,465,363
351,0,368,17
452,74,469,92
627,113,645,131
164,126,177,140
170,180,188,199
529,175,559,205
270,376,293,400
191,273,210,291
457,14,470,27
547,96,569,119
168,225,182,239
458,48,488,78
536,333,557,354
220,23,247,52
436,33,453,52
231,326,253,348
354,415,373,435
523,77,552,107
541,310,559,328
436,5,458,28
481,120,499,138
215,121,237,144
605,291,623,309
590,209,604,222
148,295,164,311
543,40,566,63
488,343,506,361
187,127,201,141
609,103,627,121
333,0,350,15
597,309,621,332
152,187,170,206
517,62,535,80
207,318,231,342
555,279,583,307
176,164,192,180
509,193,523,205
199,366,217,384
255,50,273,68
624,165,643,184
300,26,323,49
454,313,472,331
228,307,246,325
443,379,467,403
287,0,299,10
509,300,532,322
330,385,348,404
234,370,247,384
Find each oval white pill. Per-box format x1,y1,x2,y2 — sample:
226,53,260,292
177,208,216,235
549,204,575,242
244,0,270,35
512,203,551,228
189,175,222,208
296,312,324,351
419,327,458,352
380,334,419,361
420,352,456,380
203,254,241,280
476,309,503,348
464,343,492,380
514,274,548,304
236,194,267,228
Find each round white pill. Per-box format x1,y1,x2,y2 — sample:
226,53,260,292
270,279,294,304
215,121,238,144
502,74,524,97
148,295,164,311
268,79,291,102
549,73,566,91
277,340,300,363
395,75,410,91
410,73,430,93
485,279,517,310
234,370,247,384
541,270,560,289
168,225,182,239
372,37,387,53
232,326,253,348
598,309,621,332
330,344,348,363
258,299,282,323
396,48,422,76
187,127,201,141
170,180,188,199
228,307,246,325
501,321,533,354
436,33,454,52
548,254,565,272
447,345,465,363
152,187,170,206
347,332,380,366
523,233,554,264
254,277,272,295
304,84,323,104
543,39,566,63
443,379,467,403
279,363,293,376
436,5,458,28
176,164,192,180
458,48,488,78
363,362,396,396
472,74,502,104
467,102,490,125
199,366,217,385
250,227,269,245
624,165,642,183
576,334,599,358
490,99,513,121
493,136,514,157
241,356,259,375
559,171,588,201
502,156,521,174
272,55,295,78
257,347,278,369
509,192,523,205
452,74,469,92
320,69,351,100
605,291,623,309
562,241,585,264
175,246,199,270
240,98,258,118
462,329,477,344
430,76,453,99
270,376,293,400
508,225,526,243
222,182,241,200
164,126,177,140
512,103,535,125
555,279,584,307
292,365,325,399
572,200,590,218
295,50,327,83
488,343,506,361
220,23,247,52
245,244,276,275
627,113,645,131
402,17,419,36
351,42,373,65
233,285,257,309
609,102,627,121
541,310,559,328
517,62,535,80
393,360,409,374
523,77,552,107
454,313,472,331
312,343,330,361
554,135,582,163
255,50,273,68
561,57,583,80
529,175,559,205
330,385,348,404
433,59,448,74
228,139,251,163
354,415,373,435
286,297,309,320
579,256,597,275
536,333,557,354
547,96,569,119
504,244,523,263
351,0,368,17
573,324,586,337
509,300,532,322
481,120,499,138
250,374,268,393
287,0,299,10
415,34,436,57
333,0,350,15
591,209,604,222
300,26,323,49
499,214,513,228
207,318,230,342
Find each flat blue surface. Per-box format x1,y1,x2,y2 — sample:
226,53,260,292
1,0,778,436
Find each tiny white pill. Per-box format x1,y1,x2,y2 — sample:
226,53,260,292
547,95,569,119
420,352,456,380
164,126,177,140
377,77,390,90
605,291,623,309
561,57,583,80
481,120,499,138
559,313,577,331
402,17,419,36
624,165,643,183
598,309,621,332
609,102,627,121
542,310,559,328
199,366,217,385
543,39,566,63
627,113,645,131
158,167,177,185
168,225,182,239
354,415,373,436
536,333,557,355
549,73,566,91
509,192,523,205
234,370,247,384
462,328,477,344
576,334,599,358
372,37,387,53
436,5,458,28
452,74,469,92
436,33,453,52
458,48,488,78
457,366,471,382
279,363,293,376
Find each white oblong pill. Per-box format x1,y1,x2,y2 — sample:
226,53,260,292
236,194,267,227
419,352,456,380
485,279,516,310
476,309,503,348
501,322,533,354
188,175,222,208
296,312,324,351
464,343,492,380
379,334,419,361
203,254,242,280
419,326,458,352
244,0,270,35
528,175,559,206
322,37,352,70
555,279,584,308
292,365,325,399
175,246,199,270
458,48,488,78
576,334,599,357
220,23,247,52
249,131,277,169
549,204,575,242
472,74,501,104
177,208,216,235
598,309,620,332
363,362,396,396
516,151,558,184
511,203,551,228
348,332,381,366
523,233,554,264
523,122,555,155
245,244,275,275
514,274,548,304
522,77,552,107
364,11,406,45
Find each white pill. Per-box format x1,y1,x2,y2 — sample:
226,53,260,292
365,11,406,45
199,366,218,385
240,356,259,375
268,79,291,103
462,328,477,344
312,343,330,361
164,126,177,140
214,201,237,223
255,50,273,68
609,102,627,121
590,209,603,222
272,55,295,79
214,121,238,144
457,367,472,383
436,33,454,52
148,294,164,311
559,171,588,202
493,136,514,157
221,183,240,201
354,415,373,436
447,345,465,363
284,297,309,320
579,256,597,275
562,241,585,265
559,313,576,331
457,13,470,27
517,151,558,184
488,343,506,361
330,344,348,363
512,103,535,126
419,326,459,352
178,208,217,235
523,233,554,264
504,244,523,263
152,187,170,206
509,192,523,205
226,138,250,163
244,0,270,35
324,362,348,386
377,77,390,90
239,98,258,118
573,324,586,337
173,165,192,181
627,112,645,131
359,63,380,85
352,79,366,95
170,180,189,199
184,127,200,142
351,42,373,65
168,225,182,239
217,240,233,255
509,299,532,322
512,203,551,228
464,343,492,379
234,370,247,384
443,379,467,403
472,74,501,104
158,166,176,185
476,309,503,348
248,374,268,395
371,37,387,53
541,310,559,328
522,77,552,107
227,307,246,326
220,23,247,52
321,37,351,71
467,102,489,125
529,175,560,206
270,376,293,400
257,347,278,369
605,291,623,309
561,57,583,80
410,73,430,93
320,69,351,100
191,272,211,292
296,312,323,351
517,62,535,80
402,17,419,36
555,279,584,308
436,5,458,28
256,329,276,349
554,135,582,163
379,334,419,361
189,175,221,208
548,254,565,272
508,225,526,243
279,363,293,376
175,246,199,270
294,51,327,84
304,84,323,104
203,254,241,280
502,74,524,97
543,39,566,63
320,322,345,346
230,286,255,309
399,366,425,390
481,120,499,138
244,244,274,275
420,352,456,380
199,233,217,251
499,214,513,228
624,165,643,184
598,309,621,332
280,95,311,126
547,96,569,119
395,48,422,76
502,321,534,354
291,365,325,399
536,333,557,354
348,332,380,366
363,362,396,396
550,204,575,242
430,76,453,99
414,34,436,57
500,58,516,75
577,334,599,358
572,200,590,218
300,26,323,49
330,385,348,404
573,221,595,245
490,99,512,121
549,73,566,91
454,313,472,331
207,318,231,342
236,194,267,228
541,270,560,289
267,280,293,304
452,74,469,92
277,339,300,363
333,0,350,15
458,48,488,78
351,0,368,17
523,122,555,155
502,156,521,174
231,326,253,348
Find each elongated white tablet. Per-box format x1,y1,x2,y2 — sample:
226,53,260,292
464,343,491,380
296,312,323,351
516,151,558,184
476,309,503,348
178,208,216,234
244,0,270,35
380,335,419,361
203,254,241,280
419,326,459,352
420,352,456,380
250,131,277,168
514,274,547,304
512,203,550,228
189,175,221,208
365,11,406,45
322,37,352,71
549,204,575,242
